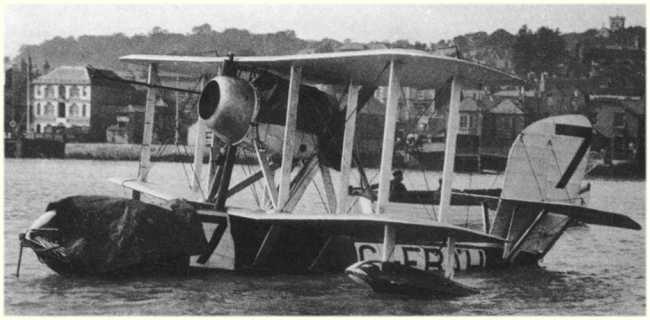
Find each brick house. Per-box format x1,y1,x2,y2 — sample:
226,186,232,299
589,96,644,161
481,98,526,156
105,97,172,144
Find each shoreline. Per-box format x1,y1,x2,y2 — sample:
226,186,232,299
4,142,645,180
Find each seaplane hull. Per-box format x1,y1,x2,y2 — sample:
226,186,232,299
193,208,508,274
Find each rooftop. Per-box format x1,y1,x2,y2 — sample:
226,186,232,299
459,98,481,112
490,98,524,114
33,66,90,84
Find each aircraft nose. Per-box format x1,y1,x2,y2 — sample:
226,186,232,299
198,75,257,144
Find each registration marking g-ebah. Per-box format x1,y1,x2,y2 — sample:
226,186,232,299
354,242,487,271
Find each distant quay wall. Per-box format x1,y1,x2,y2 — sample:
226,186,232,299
62,143,645,179
66,143,201,162
64,143,259,163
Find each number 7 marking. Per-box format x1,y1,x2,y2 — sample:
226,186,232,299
554,124,592,189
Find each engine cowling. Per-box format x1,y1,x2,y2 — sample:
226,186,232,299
198,76,258,144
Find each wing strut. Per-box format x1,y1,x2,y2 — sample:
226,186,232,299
319,163,337,214
254,140,278,210
337,82,361,215
376,59,401,214
133,63,160,200
190,75,209,197
276,65,302,212
208,144,238,210
282,156,319,212
438,76,464,222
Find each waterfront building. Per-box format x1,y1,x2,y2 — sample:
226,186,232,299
30,66,138,142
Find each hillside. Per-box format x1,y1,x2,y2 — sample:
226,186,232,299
14,26,337,72
11,23,645,78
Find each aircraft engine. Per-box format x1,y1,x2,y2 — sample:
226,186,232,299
198,76,258,144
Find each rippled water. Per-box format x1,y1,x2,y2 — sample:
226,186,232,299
4,159,645,315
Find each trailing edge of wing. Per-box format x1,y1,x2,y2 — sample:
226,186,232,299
120,49,522,88
226,207,506,244
501,198,642,230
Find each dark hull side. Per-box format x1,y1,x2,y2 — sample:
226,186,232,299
227,215,508,274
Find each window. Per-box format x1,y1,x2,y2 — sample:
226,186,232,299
44,103,55,116
58,102,66,118
36,103,41,115
36,124,41,133
70,85,80,98
614,112,625,128
58,85,66,98
46,86,56,98
69,103,80,117
459,114,469,129
82,104,87,117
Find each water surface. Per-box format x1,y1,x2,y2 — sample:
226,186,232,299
4,159,645,315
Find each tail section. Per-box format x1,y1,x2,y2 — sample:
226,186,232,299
489,115,639,265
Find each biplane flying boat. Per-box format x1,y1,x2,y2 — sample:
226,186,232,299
20,49,641,295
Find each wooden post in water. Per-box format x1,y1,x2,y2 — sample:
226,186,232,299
438,76,463,222
376,60,400,215
174,74,180,145
25,56,32,134
277,65,302,212
133,63,159,199
337,82,360,215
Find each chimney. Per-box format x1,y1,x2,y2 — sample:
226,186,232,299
539,72,547,93
42,60,50,75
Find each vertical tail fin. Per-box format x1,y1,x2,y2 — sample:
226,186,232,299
491,115,593,264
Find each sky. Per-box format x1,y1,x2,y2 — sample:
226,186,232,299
3,3,646,57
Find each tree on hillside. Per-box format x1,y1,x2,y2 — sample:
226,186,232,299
150,26,169,35
512,25,536,75
485,29,515,47
413,41,427,51
512,25,566,76
311,38,340,53
391,39,412,49
192,23,213,35
535,27,566,72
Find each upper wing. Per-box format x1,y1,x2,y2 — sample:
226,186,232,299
120,49,522,89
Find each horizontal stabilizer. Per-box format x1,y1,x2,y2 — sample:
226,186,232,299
108,177,215,210
109,177,176,200
501,198,641,230
226,207,506,244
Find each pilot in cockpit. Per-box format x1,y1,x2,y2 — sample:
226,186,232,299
390,170,407,196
